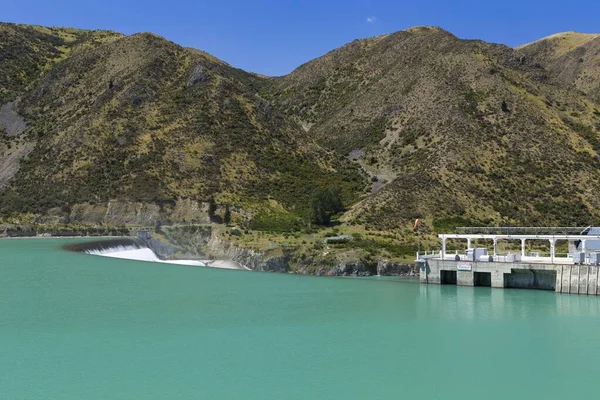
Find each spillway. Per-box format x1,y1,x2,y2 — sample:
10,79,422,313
65,238,247,270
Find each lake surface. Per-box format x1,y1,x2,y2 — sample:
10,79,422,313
2,239,599,399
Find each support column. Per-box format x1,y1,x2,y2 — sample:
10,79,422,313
579,265,589,294
582,239,587,254
491,270,505,288
521,238,526,258
493,238,498,257
555,265,562,293
570,265,580,294
467,238,472,249
588,266,598,295
549,239,556,263
441,237,447,260
562,265,572,293
457,271,474,286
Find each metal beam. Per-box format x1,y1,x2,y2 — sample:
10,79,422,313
455,227,590,235
439,234,600,240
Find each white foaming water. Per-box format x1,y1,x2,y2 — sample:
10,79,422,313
85,245,248,270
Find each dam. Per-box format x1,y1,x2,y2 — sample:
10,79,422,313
420,226,600,295
65,237,249,270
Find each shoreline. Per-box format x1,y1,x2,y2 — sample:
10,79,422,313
6,232,418,277
0,235,121,239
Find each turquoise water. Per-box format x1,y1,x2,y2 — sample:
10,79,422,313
2,239,600,399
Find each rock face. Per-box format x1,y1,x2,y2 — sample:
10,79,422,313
0,102,27,137
377,261,417,276
0,142,32,186
315,261,373,277
103,201,161,226
70,203,109,224
170,199,210,224
205,234,289,272
57,200,210,226
187,64,209,86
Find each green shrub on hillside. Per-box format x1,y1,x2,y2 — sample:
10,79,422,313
432,217,479,232
311,188,344,225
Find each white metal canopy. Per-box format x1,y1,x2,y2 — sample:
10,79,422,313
439,234,600,240
437,234,600,259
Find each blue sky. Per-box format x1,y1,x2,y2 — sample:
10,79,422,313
3,0,599,76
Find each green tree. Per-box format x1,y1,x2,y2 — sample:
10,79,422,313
311,188,344,225
208,196,217,221
224,205,232,225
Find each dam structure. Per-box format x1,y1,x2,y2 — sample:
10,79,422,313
420,226,600,295
67,236,250,270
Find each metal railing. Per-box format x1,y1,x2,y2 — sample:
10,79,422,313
455,226,591,235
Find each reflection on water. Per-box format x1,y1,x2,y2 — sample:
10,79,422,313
418,283,600,320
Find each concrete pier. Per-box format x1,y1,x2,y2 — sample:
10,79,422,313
422,259,600,295
588,266,598,295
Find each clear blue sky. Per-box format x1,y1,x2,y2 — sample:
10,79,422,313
3,0,599,76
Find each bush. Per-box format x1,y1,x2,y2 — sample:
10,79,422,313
249,211,305,232
432,217,478,232
208,196,217,220
311,188,343,225
224,205,231,225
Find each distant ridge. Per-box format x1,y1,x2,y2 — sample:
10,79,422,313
517,30,600,102
516,31,600,50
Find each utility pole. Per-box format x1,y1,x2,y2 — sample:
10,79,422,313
414,218,421,260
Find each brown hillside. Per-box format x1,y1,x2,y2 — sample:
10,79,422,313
3,23,600,231
263,27,600,228
517,32,600,102
0,23,122,104
0,26,364,222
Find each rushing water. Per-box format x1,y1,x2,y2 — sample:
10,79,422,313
2,238,600,399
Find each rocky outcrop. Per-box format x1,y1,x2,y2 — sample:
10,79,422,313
0,142,33,186
170,199,209,223
0,102,27,137
205,234,289,272
66,199,210,225
70,203,108,224
187,64,209,86
307,261,375,277
0,102,31,187
104,201,160,225
377,261,417,276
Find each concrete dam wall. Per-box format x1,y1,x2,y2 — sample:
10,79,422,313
422,259,600,295
504,269,557,291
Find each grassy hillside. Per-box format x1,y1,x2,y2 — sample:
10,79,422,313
0,24,365,225
0,23,122,104
0,24,123,189
3,23,600,234
517,32,600,102
263,27,600,229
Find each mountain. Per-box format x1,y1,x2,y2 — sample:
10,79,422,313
263,26,600,229
517,32,600,102
0,24,123,104
0,23,363,225
2,23,600,230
